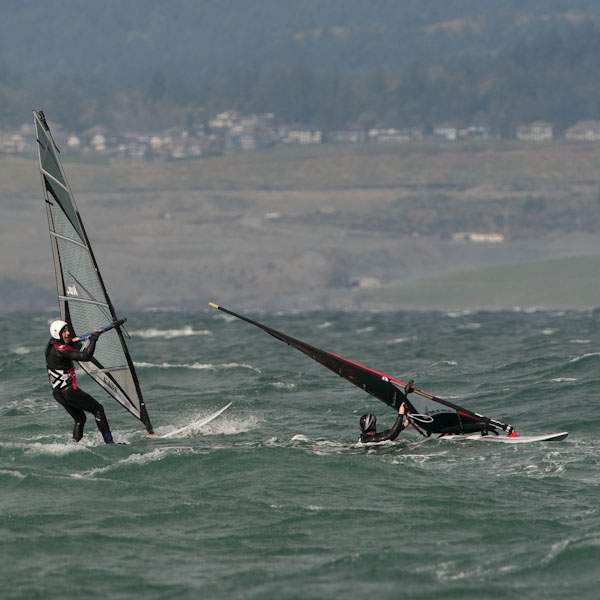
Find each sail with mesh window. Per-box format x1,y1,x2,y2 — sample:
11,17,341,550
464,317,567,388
34,110,153,433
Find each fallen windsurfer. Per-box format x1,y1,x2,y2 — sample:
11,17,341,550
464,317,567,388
45,320,114,444
358,401,411,444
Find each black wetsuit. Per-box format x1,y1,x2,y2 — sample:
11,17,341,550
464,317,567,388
359,413,407,444
45,333,113,443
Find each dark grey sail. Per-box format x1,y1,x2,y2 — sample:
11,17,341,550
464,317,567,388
34,110,153,434
209,302,516,436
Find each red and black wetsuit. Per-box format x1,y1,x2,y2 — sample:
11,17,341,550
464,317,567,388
45,333,113,443
359,413,407,444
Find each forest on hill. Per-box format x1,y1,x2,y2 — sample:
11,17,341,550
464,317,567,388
1,1,600,133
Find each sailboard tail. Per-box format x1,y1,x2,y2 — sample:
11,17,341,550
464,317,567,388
208,302,516,437
34,110,153,434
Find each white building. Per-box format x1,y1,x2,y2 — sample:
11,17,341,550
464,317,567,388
516,122,553,141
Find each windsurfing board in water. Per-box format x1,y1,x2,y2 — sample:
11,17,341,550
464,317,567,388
161,402,233,438
439,431,568,443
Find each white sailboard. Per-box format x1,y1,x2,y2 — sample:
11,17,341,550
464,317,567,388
161,402,233,438
439,431,568,443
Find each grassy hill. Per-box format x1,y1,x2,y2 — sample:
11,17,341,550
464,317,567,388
2,140,599,310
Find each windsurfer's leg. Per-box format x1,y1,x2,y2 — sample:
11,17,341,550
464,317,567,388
62,387,113,444
53,389,86,441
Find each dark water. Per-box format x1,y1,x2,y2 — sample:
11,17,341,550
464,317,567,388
2,309,599,599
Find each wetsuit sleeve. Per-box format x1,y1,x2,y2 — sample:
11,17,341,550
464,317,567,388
57,333,99,361
362,414,406,443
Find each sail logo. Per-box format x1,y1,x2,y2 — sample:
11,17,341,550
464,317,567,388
67,284,79,296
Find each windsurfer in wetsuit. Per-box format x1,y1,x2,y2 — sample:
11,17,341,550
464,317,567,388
358,401,410,444
45,319,114,444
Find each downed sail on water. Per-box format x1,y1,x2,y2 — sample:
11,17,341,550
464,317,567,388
208,302,515,436
34,110,153,434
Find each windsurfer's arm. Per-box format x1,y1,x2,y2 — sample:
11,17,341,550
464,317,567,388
365,406,408,443
399,401,411,428
58,331,100,361
71,328,101,343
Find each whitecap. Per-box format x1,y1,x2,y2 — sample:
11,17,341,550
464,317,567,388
0,469,26,479
23,441,84,456
12,346,30,355
569,352,600,363
445,310,474,318
270,381,296,390
390,337,417,344
134,361,260,372
132,326,212,339
73,448,178,478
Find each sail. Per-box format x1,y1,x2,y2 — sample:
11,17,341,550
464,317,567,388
209,303,513,436
34,110,153,434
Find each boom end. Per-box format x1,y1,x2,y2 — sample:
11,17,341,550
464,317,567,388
208,301,220,310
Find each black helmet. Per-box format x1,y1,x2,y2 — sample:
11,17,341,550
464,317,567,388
359,413,377,433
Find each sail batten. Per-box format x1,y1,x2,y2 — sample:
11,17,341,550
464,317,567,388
50,231,89,249
35,110,153,434
57,296,111,308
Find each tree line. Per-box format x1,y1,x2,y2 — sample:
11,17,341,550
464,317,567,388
1,24,599,135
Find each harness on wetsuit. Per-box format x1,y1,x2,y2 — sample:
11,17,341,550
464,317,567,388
46,340,81,389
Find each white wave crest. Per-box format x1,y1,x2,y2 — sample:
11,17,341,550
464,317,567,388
21,441,84,456
132,326,212,339
569,352,600,363
0,469,26,479
134,361,260,372
270,381,296,389
390,336,418,344
12,346,30,355
73,448,178,478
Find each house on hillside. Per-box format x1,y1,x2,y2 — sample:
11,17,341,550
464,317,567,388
452,232,505,243
280,128,322,144
516,122,553,141
565,121,600,141
226,115,277,151
368,128,421,142
433,126,458,141
326,129,366,144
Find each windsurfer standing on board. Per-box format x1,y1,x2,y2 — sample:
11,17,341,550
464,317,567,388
45,320,114,444
358,400,411,444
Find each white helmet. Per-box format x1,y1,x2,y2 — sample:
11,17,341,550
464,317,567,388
50,320,68,340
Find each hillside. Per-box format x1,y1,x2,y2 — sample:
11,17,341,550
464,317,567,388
1,140,599,311
3,1,600,85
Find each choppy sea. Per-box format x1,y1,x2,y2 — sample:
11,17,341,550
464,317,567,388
1,308,599,599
